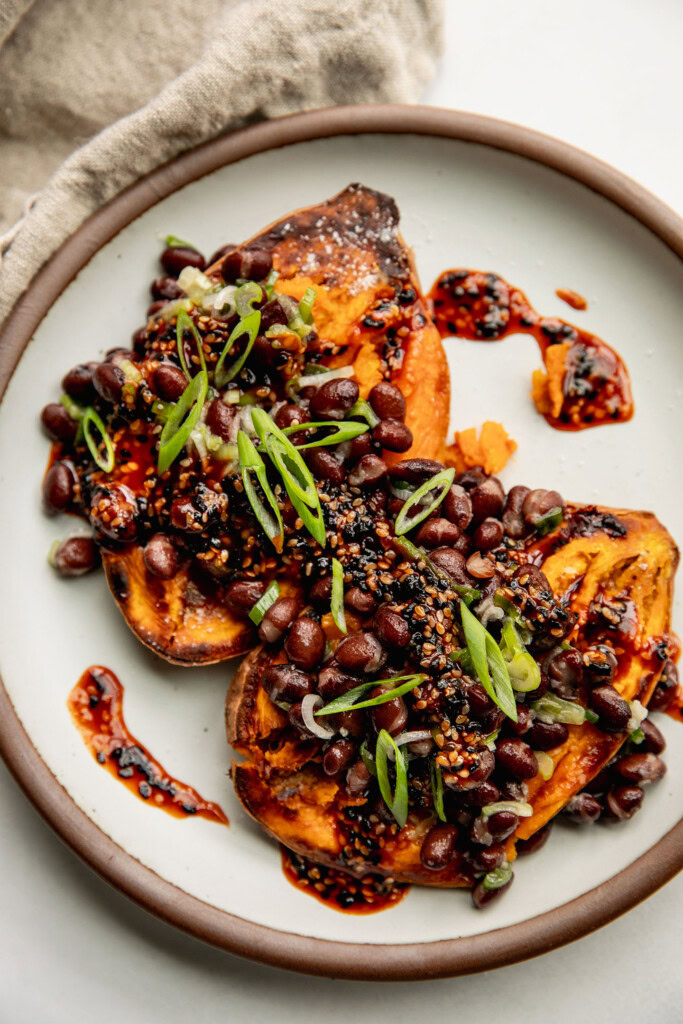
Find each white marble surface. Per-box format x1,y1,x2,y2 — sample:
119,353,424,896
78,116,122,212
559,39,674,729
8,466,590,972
1,1,682,1019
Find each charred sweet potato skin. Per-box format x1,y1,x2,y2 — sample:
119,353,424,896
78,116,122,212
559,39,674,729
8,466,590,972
227,503,678,881
104,185,450,665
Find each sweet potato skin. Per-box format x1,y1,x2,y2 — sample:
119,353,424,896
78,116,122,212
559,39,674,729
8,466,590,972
105,185,450,665
227,504,678,880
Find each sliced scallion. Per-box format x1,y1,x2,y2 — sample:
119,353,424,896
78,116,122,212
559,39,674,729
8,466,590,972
298,287,317,324
82,407,115,473
164,234,193,248
535,506,564,536
534,751,555,780
235,281,264,318
629,727,645,744
264,269,279,298
157,370,208,474
176,309,207,380
501,617,540,693
481,800,533,819
60,394,84,420
248,580,280,625
531,693,587,726
331,558,347,635
314,674,424,717
360,738,377,777
347,399,380,429
394,468,455,537
375,729,408,828
278,419,368,450
430,759,446,822
460,601,517,722
584,708,599,725
214,310,262,389
482,865,513,891
237,430,284,552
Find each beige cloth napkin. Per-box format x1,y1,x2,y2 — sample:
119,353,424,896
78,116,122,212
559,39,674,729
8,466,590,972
0,0,443,325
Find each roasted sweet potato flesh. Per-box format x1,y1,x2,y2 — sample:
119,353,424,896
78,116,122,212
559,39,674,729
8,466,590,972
227,503,678,885
103,185,449,665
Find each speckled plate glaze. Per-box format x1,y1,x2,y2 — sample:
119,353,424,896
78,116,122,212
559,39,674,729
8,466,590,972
0,107,681,980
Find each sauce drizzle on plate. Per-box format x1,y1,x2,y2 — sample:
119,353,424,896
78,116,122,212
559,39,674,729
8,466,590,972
68,665,229,824
280,846,409,914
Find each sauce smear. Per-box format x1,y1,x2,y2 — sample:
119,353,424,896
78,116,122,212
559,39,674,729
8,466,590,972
556,287,588,311
281,847,409,914
68,666,228,824
429,270,632,431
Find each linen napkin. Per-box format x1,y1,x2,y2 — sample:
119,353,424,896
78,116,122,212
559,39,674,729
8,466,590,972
0,0,444,325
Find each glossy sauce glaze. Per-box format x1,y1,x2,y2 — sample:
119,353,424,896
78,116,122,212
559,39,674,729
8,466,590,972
429,270,633,431
68,666,228,824
280,847,409,914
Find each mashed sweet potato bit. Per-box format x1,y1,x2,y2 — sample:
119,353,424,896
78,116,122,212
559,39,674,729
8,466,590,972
444,421,517,475
531,342,571,419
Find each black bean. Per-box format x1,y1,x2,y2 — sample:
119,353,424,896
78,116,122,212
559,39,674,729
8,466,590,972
259,298,290,331
370,689,407,736
513,563,551,593
420,824,459,870
459,680,494,715
590,685,630,732
564,792,602,824
473,517,504,551
317,664,360,701
274,404,310,431
41,403,77,442
472,874,513,908
309,576,332,606
516,821,553,857
160,246,206,276
323,739,356,776
347,454,387,488
443,484,473,529
43,461,76,515
336,632,387,674
470,477,505,524
507,704,532,736
169,496,202,531
344,587,377,615
221,248,272,283
284,617,326,671
208,243,237,266
544,646,584,698
525,719,569,750
498,779,529,802
62,362,98,404
429,547,471,584
388,458,444,484
369,381,406,421
465,552,495,579
349,432,373,461
345,759,372,796
90,485,138,541
640,718,666,755
583,644,618,687
415,518,463,548
486,810,519,842
372,419,413,453
310,378,359,420
142,534,178,579
501,485,531,538
93,362,125,404
225,578,266,615
153,363,187,402
52,536,100,577
495,738,538,780
614,753,666,785
373,606,410,648
261,663,314,704
332,708,365,737
468,842,506,872
606,785,643,820
446,748,495,791
150,275,183,301
258,596,300,644
308,449,345,486
463,780,500,808
205,398,236,441
522,488,565,527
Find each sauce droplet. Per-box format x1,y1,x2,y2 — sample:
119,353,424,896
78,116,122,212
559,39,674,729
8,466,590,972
68,666,229,824
280,847,409,914
556,287,588,311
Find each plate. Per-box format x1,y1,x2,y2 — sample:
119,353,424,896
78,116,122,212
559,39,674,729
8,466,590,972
0,106,681,980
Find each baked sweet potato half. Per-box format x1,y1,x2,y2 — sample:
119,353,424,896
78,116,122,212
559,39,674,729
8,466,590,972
226,498,677,897
45,185,449,665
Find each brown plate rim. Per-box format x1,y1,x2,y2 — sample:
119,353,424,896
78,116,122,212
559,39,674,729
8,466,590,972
0,104,681,981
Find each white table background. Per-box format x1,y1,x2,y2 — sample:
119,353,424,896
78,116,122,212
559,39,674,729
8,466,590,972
1,1,681,1020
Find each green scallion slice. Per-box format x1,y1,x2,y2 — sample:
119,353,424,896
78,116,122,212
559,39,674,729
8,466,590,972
164,234,193,248
82,407,115,473
461,601,517,721
331,558,347,635
248,580,280,625
278,419,368,450
251,408,326,547
534,750,555,781
394,536,481,603
314,674,424,717
430,759,447,822
629,726,645,744
264,269,279,298
60,394,84,420
584,708,599,724
235,281,264,318
298,287,317,324
507,651,541,692
481,800,533,818
214,310,262,389
157,370,208,474
482,865,513,891
394,468,455,537
237,430,284,552
535,506,564,536
531,693,587,726
360,738,377,777
347,399,380,428
375,729,408,828
176,309,207,380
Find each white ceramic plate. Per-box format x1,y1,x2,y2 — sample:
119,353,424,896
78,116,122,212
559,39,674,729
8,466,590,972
0,108,681,979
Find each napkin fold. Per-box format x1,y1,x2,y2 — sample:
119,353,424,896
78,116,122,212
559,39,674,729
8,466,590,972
0,0,443,325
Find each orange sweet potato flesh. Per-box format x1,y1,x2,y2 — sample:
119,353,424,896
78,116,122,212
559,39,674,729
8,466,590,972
104,185,450,665
226,503,677,883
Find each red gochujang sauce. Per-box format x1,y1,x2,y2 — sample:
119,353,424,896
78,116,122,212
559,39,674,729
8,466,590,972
556,287,588,311
68,665,228,825
280,847,409,914
429,269,632,431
